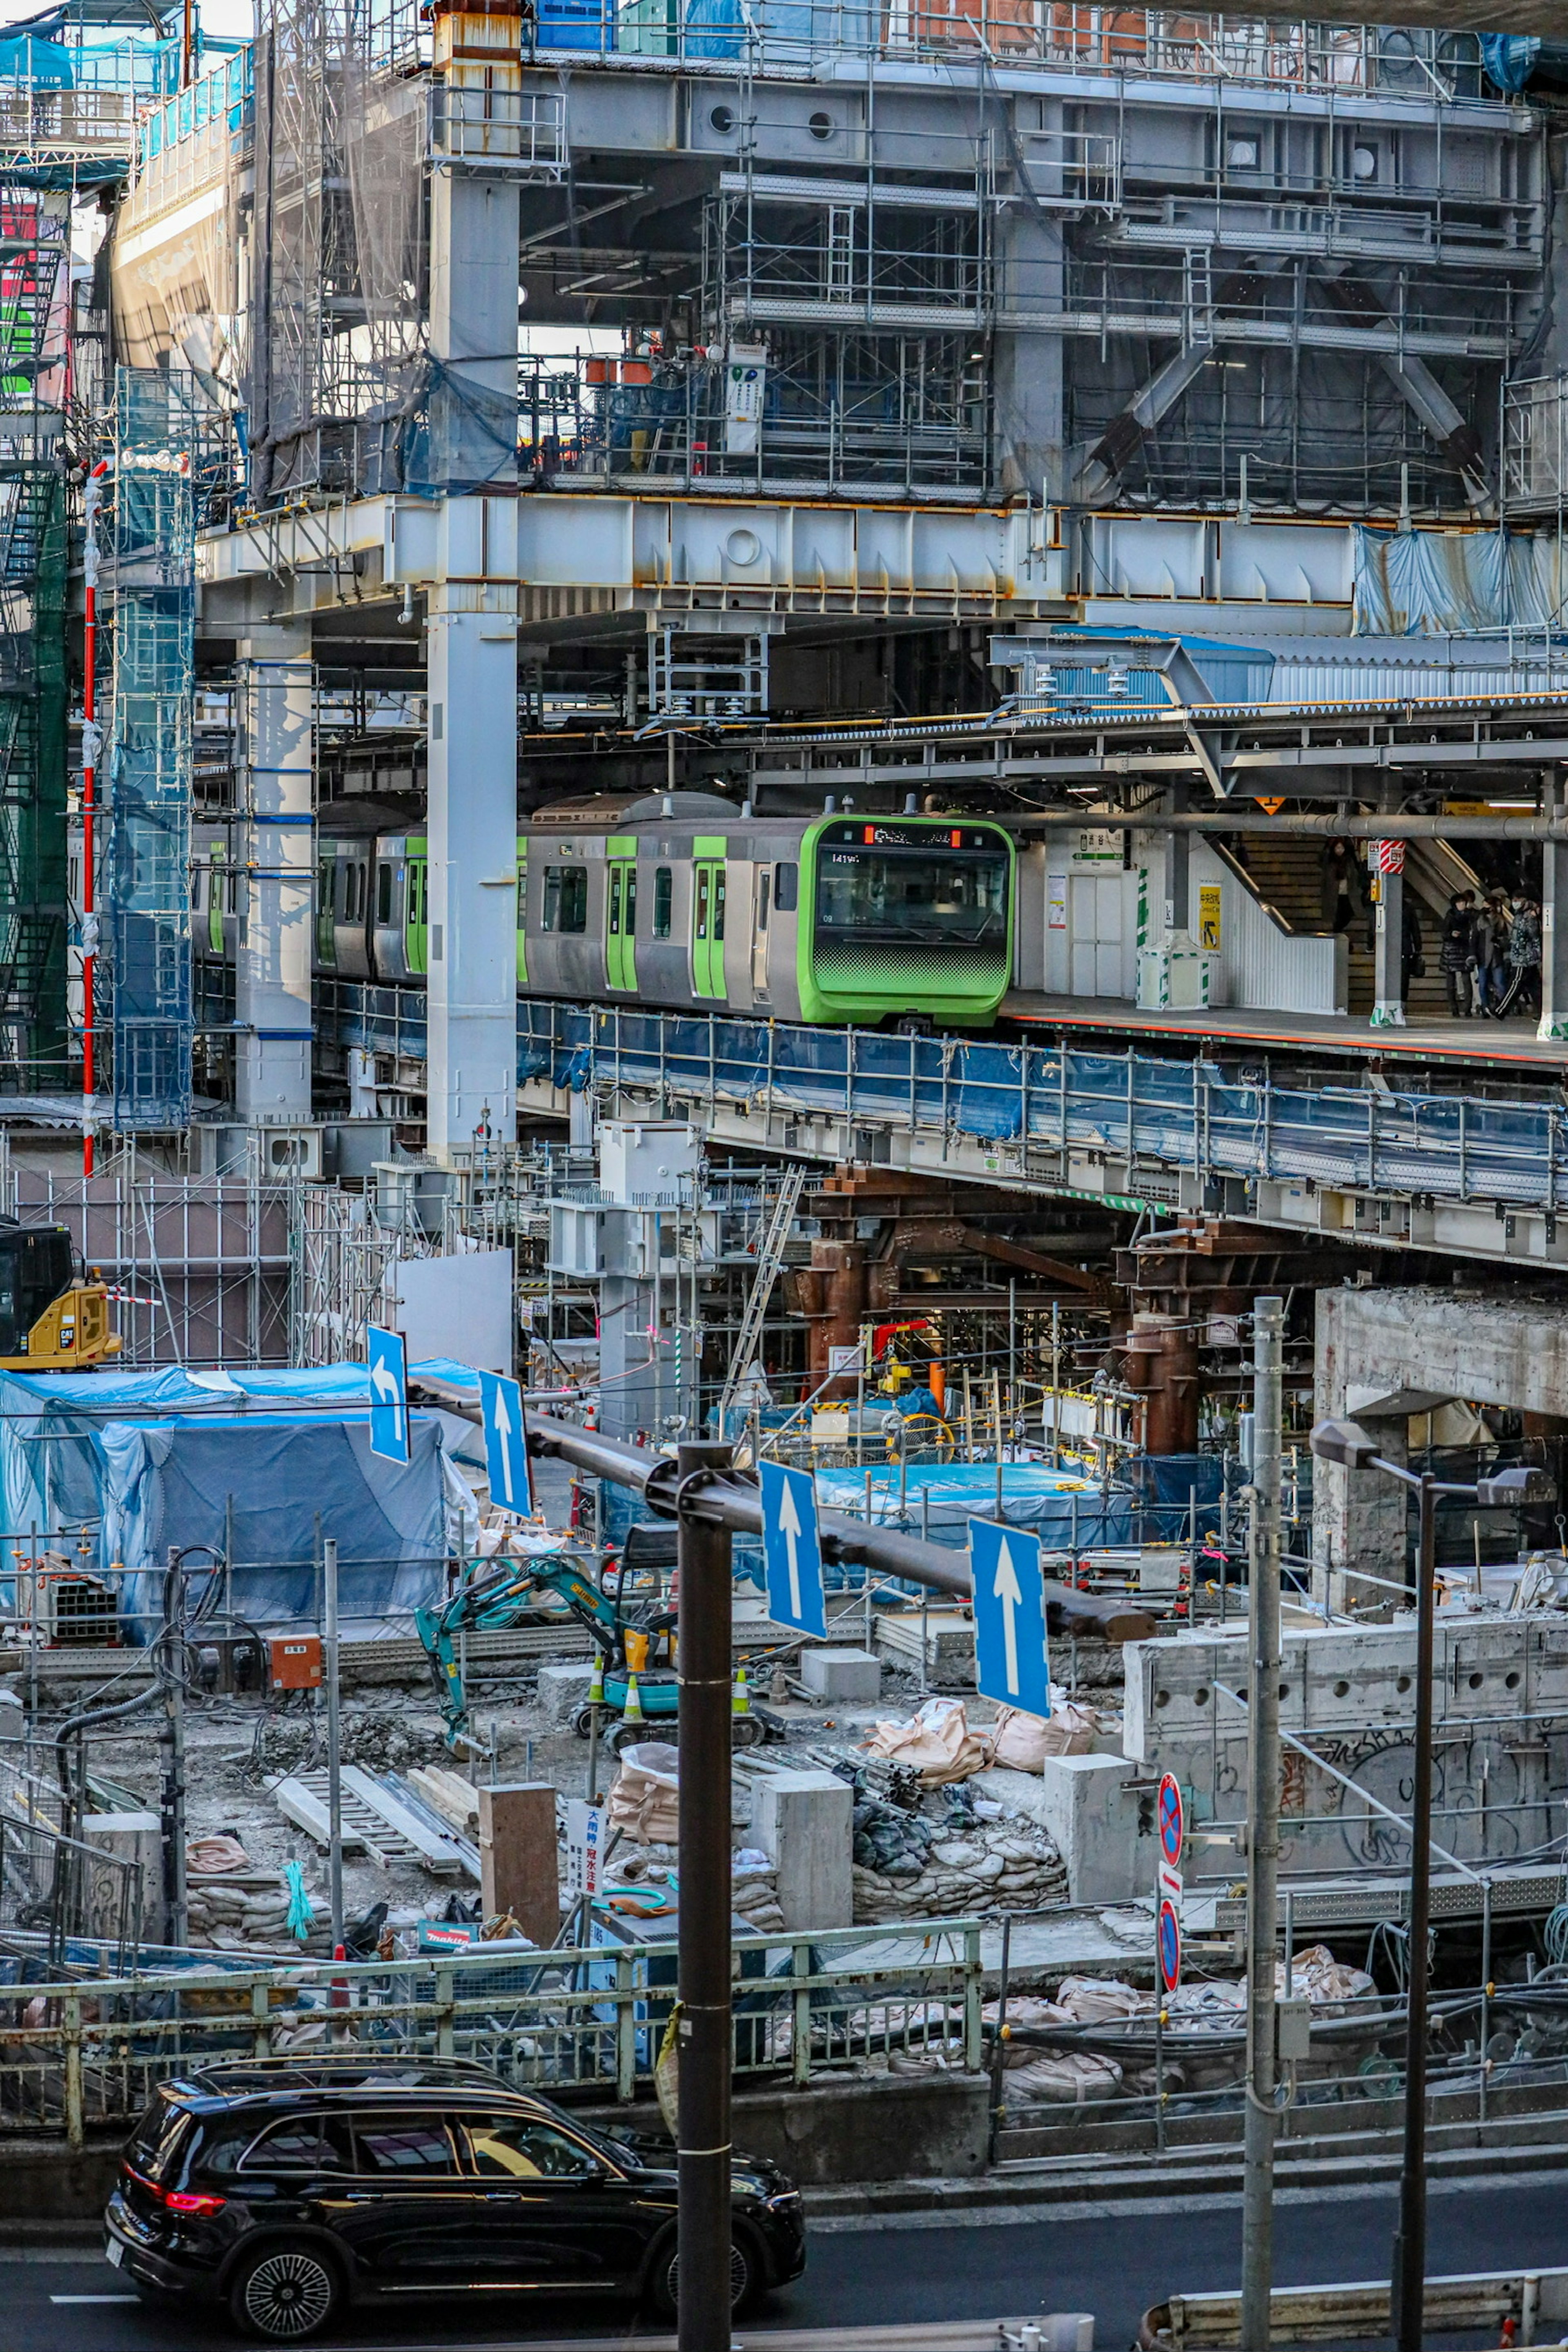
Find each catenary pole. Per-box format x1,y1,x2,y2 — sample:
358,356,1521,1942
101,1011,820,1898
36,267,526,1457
323,1535,344,1953
1241,1295,1283,2352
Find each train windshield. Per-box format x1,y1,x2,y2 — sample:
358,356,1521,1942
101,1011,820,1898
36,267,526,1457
813,824,1009,946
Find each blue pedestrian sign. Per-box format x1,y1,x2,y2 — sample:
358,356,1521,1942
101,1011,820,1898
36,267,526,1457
366,1325,410,1464
479,1370,533,1516
970,1519,1050,1717
759,1461,826,1639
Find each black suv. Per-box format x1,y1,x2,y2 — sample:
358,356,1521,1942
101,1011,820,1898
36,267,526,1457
105,2058,806,2342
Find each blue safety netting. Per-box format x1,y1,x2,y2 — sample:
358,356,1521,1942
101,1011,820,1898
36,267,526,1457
812,1462,1136,1555
0,1359,482,1643
508,1002,1568,1213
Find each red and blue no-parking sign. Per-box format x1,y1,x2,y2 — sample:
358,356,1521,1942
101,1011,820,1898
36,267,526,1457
1158,1898,1182,1994
1158,1772,1184,1871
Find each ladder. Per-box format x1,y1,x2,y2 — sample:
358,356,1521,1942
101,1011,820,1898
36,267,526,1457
718,1161,807,1428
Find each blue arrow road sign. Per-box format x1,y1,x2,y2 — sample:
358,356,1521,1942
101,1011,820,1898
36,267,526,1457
970,1519,1050,1717
759,1461,826,1639
366,1325,410,1464
478,1370,532,1515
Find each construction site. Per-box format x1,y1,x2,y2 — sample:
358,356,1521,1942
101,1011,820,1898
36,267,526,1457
6,0,1568,2344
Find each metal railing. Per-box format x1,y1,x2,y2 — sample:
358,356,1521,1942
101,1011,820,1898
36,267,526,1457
997,1973,1568,2167
0,1917,984,2146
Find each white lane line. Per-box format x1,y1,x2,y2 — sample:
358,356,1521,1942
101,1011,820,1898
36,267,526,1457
49,2294,140,2304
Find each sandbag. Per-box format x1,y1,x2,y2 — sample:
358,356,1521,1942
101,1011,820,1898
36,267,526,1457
985,1701,1101,1771
864,1697,987,1785
607,1741,681,1844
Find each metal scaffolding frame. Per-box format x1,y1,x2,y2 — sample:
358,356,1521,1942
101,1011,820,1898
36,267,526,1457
107,368,197,1133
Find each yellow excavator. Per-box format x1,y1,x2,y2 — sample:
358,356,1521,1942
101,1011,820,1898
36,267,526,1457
0,1220,121,1370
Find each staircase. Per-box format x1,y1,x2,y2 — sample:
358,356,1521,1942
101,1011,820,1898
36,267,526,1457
1219,835,1459,1023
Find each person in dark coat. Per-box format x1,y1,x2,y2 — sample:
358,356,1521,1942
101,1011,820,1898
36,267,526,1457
1473,891,1511,1015
1440,891,1477,1018
1509,895,1543,1019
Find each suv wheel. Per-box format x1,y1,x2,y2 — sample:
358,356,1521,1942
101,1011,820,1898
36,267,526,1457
647,2228,756,2320
228,2240,341,2342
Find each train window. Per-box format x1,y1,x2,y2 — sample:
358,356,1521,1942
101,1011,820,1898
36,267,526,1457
713,871,725,940
757,871,770,931
815,837,1007,945
543,864,588,933
318,860,334,915
608,867,622,935
624,865,637,935
773,862,798,912
377,863,393,924
653,867,673,938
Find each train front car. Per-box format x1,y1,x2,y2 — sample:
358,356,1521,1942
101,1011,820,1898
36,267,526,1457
797,815,1014,1028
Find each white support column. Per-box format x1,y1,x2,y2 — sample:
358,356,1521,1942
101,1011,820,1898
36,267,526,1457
1540,839,1568,1041
429,167,521,490
426,496,519,1162
1370,861,1406,1029
235,626,314,1121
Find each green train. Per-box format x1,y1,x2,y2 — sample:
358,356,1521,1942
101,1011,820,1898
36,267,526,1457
194,792,1016,1028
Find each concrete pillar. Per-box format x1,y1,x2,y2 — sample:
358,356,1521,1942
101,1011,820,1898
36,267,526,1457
1540,837,1568,1040
234,626,314,1121
749,1769,853,1929
426,498,519,1161
428,171,521,490
597,1222,697,1443
1163,826,1191,944
1371,858,1405,1028
478,1781,558,1942
990,104,1066,495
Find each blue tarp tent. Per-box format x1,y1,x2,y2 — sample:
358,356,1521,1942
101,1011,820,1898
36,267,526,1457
812,1462,1136,1555
0,1359,482,1642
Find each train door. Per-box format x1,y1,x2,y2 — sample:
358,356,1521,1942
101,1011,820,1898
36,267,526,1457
517,837,529,987
1069,871,1124,996
605,835,638,993
750,865,770,1001
692,836,726,999
405,839,428,976
209,847,227,957
316,849,336,968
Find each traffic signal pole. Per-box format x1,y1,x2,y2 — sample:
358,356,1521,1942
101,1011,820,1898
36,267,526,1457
1240,1296,1283,2352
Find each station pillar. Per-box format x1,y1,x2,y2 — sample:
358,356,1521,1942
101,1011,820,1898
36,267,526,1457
1540,836,1568,1042
234,624,314,1122
425,500,519,1162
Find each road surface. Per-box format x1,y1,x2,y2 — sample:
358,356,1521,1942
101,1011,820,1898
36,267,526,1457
14,2169,1566,2350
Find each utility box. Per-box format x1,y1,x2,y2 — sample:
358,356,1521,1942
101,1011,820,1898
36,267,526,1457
598,1120,700,1209
1137,939,1214,1012
1275,1996,1313,2062
269,1635,323,1691
478,1782,558,1942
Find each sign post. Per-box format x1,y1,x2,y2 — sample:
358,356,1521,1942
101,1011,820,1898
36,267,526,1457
478,1370,534,1516
1157,1769,1184,1993
759,1461,826,1639
366,1326,410,1465
969,1520,1050,1719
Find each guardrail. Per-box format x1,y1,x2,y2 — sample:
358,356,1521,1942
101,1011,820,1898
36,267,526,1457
997,1977,1568,2168
0,1917,984,2148
517,1000,1568,1216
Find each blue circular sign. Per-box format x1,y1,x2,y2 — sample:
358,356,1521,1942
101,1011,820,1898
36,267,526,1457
1158,1898,1182,1995
1158,1773,1184,1869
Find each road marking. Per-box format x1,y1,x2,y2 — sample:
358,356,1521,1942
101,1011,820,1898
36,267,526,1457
50,2294,139,2304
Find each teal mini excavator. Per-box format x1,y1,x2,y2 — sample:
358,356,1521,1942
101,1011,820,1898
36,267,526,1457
415,1539,763,1754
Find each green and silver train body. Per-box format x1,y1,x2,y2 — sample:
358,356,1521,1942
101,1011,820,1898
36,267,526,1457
517,792,1014,1027
198,792,1015,1030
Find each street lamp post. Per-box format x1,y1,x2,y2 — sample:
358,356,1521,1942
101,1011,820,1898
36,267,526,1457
1308,1419,1553,2352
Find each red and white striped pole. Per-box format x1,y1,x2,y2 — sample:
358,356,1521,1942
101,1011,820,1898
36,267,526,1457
80,459,109,1176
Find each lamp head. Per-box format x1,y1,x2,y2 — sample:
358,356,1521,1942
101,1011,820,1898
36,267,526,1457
1309,1417,1381,1470
1476,1465,1558,1507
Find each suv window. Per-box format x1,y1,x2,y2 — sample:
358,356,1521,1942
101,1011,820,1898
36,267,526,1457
127,2099,191,2184
352,2115,457,2174
461,2116,605,2180
239,2115,354,2174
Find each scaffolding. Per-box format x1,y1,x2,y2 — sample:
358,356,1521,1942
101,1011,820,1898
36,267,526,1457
107,367,197,1133
0,166,69,1088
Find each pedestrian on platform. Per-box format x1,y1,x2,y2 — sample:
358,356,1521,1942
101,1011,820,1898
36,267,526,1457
1440,890,1478,1018
1510,894,1542,1019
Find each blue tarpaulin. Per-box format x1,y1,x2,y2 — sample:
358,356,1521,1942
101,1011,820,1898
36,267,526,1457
0,1359,482,1642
